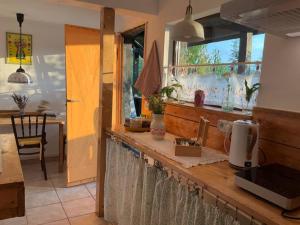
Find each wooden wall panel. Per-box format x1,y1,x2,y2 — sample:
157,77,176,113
164,102,251,152
165,103,300,170
253,107,300,148
253,107,300,170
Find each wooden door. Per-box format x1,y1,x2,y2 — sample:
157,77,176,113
65,25,100,185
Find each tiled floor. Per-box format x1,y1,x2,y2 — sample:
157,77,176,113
0,160,109,225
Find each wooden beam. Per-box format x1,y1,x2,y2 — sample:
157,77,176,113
96,7,116,217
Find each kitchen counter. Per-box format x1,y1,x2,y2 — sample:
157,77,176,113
0,134,25,220
107,129,300,225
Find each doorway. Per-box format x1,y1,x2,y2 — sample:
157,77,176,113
121,25,145,121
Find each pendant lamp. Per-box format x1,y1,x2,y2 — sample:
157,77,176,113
171,0,205,43
8,13,32,84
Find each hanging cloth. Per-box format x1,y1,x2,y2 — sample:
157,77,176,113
134,41,161,97
158,176,178,225
150,170,168,225
129,158,145,225
104,139,120,223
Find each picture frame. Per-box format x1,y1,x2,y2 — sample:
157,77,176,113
6,32,32,65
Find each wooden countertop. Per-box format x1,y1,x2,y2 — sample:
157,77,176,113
107,129,300,225
0,134,25,219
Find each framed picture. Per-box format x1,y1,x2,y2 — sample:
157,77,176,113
6,32,32,65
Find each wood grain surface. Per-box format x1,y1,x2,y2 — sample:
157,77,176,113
0,134,25,220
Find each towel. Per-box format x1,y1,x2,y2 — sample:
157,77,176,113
134,41,161,97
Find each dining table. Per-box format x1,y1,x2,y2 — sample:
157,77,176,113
0,111,65,172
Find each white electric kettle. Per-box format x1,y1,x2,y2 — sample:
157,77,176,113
229,120,259,168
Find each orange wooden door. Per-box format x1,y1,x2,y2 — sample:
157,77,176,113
65,25,100,185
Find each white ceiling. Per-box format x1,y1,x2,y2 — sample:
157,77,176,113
0,0,153,31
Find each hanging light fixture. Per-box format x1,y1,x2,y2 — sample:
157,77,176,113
8,13,32,84
171,0,205,43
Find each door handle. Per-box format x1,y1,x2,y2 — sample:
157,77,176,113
67,99,80,103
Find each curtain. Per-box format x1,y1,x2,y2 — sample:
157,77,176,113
104,138,245,225
165,64,261,109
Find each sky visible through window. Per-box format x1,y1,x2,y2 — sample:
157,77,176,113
205,34,265,63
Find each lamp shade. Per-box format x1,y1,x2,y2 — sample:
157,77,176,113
8,13,33,84
171,4,205,43
8,69,32,84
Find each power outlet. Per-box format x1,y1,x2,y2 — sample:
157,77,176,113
217,120,232,134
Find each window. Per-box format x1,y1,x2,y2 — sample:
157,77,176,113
168,14,265,110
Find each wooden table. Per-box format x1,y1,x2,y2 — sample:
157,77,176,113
106,129,300,225
0,134,25,220
0,117,65,173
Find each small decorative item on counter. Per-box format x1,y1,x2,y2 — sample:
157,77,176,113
124,117,151,132
148,83,182,140
194,90,205,107
36,100,57,116
11,93,29,115
150,114,165,140
174,117,210,157
243,80,261,114
37,100,50,113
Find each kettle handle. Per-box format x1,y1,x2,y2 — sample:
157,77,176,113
247,125,259,161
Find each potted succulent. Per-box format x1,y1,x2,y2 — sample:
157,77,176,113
243,80,261,114
148,83,182,140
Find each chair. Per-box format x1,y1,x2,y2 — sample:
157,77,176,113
11,113,48,180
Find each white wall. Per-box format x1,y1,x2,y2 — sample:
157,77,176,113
257,34,300,112
0,16,66,159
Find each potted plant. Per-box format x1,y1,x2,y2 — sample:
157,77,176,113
148,83,182,140
11,93,29,115
244,80,261,114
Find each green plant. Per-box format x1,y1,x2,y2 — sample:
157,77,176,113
148,94,165,114
148,83,182,114
245,80,261,103
160,83,182,99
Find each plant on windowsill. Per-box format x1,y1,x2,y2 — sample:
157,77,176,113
243,80,261,114
148,83,182,140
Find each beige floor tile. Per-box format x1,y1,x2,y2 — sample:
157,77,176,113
56,185,91,202
23,168,45,182
85,182,96,196
25,179,54,194
42,219,70,225
0,216,27,225
27,203,67,225
69,214,110,225
62,197,95,218
26,190,60,209
51,176,67,188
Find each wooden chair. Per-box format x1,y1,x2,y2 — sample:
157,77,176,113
11,114,48,180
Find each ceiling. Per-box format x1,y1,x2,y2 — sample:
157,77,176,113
0,0,152,31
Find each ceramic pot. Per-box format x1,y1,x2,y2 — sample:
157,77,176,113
150,114,166,140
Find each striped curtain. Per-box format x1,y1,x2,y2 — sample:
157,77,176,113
104,138,243,225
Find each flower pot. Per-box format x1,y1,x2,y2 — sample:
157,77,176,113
150,114,166,140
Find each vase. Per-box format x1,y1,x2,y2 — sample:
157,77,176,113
150,114,166,140
242,101,252,115
222,81,234,112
